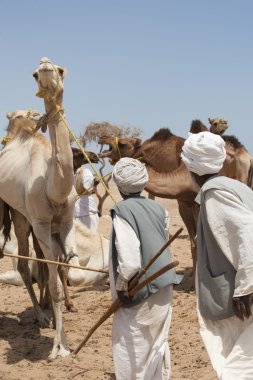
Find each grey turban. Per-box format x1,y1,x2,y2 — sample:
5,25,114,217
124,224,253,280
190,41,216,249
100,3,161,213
181,131,226,176
112,157,149,195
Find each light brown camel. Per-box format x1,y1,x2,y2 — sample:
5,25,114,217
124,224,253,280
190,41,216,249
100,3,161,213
0,147,99,312
0,58,82,359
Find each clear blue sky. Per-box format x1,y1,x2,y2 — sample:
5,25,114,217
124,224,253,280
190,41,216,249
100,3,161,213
0,0,252,154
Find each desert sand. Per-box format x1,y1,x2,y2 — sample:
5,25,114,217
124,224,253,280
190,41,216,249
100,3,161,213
0,183,217,380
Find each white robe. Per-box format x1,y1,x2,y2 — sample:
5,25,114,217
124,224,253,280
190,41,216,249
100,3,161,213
197,189,253,380
109,211,173,380
74,166,99,231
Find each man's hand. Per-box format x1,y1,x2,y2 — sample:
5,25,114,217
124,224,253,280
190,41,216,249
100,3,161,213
117,291,133,305
232,293,253,321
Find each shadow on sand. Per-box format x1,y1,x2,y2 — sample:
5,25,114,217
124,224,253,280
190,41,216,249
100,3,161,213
0,307,53,363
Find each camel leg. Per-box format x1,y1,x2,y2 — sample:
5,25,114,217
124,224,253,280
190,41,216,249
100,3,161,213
60,215,85,286
58,264,76,312
177,200,198,289
11,211,51,328
31,231,50,309
51,233,76,312
32,221,70,359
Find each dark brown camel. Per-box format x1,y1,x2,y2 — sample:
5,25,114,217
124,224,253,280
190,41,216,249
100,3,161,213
98,125,253,285
99,129,200,280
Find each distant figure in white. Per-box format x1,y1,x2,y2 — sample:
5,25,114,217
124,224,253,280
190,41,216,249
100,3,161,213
72,147,99,231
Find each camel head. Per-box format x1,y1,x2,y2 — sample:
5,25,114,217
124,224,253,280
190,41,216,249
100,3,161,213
208,118,228,135
98,136,142,164
5,109,41,140
33,57,67,101
72,147,99,172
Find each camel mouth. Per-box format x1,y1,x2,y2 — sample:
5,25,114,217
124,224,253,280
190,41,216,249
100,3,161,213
90,155,100,164
98,146,113,159
39,68,54,73
30,112,41,122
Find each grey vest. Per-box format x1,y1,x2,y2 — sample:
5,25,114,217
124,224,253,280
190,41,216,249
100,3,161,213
110,195,180,307
196,176,253,320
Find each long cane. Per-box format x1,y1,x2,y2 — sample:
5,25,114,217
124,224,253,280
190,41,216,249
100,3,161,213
3,253,108,274
74,227,183,355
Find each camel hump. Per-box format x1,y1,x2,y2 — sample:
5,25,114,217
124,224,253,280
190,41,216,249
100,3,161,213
150,128,174,141
222,135,246,150
190,120,208,134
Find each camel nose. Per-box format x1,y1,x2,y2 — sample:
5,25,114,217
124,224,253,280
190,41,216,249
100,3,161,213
39,57,54,73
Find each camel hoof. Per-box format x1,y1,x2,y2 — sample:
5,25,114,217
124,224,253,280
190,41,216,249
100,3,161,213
36,313,52,329
47,345,71,361
65,305,78,313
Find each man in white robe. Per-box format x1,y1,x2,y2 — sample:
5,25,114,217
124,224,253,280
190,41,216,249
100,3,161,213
109,157,181,380
72,148,99,231
181,131,253,379
74,165,99,231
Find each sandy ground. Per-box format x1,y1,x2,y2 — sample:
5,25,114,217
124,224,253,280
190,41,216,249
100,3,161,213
0,183,217,380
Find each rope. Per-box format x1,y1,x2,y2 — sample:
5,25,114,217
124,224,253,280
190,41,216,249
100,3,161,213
1,136,11,145
76,171,112,200
3,252,108,274
115,136,121,158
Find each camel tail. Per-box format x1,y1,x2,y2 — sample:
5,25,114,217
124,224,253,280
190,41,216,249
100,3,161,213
247,159,253,189
0,200,12,256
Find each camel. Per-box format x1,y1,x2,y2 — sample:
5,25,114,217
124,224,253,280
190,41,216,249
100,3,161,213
98,125,253,280
98,130,200,274
0,148,99,310
0,57,83,359
0,219,109,288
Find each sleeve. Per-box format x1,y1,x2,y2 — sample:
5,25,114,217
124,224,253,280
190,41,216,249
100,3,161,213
81,167,95,189
165,208,170,232
205,189,253,297
113,214,141,291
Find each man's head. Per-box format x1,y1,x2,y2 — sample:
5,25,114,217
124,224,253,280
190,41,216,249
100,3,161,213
112,157,149,197
181,131,226,185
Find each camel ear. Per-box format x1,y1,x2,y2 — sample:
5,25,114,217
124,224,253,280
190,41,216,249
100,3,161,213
33,71,39,81
58,67,67,79
134,138,142,148
6,112,14,120
118,141,127,147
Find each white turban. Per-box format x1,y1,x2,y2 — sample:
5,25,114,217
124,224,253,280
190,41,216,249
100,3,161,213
181,131,226,176
112,157,149,195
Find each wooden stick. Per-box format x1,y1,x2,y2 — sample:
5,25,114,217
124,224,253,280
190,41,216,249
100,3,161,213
74,260,179,354
73,227,183,354
3,252,108,274
128,227,183,292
